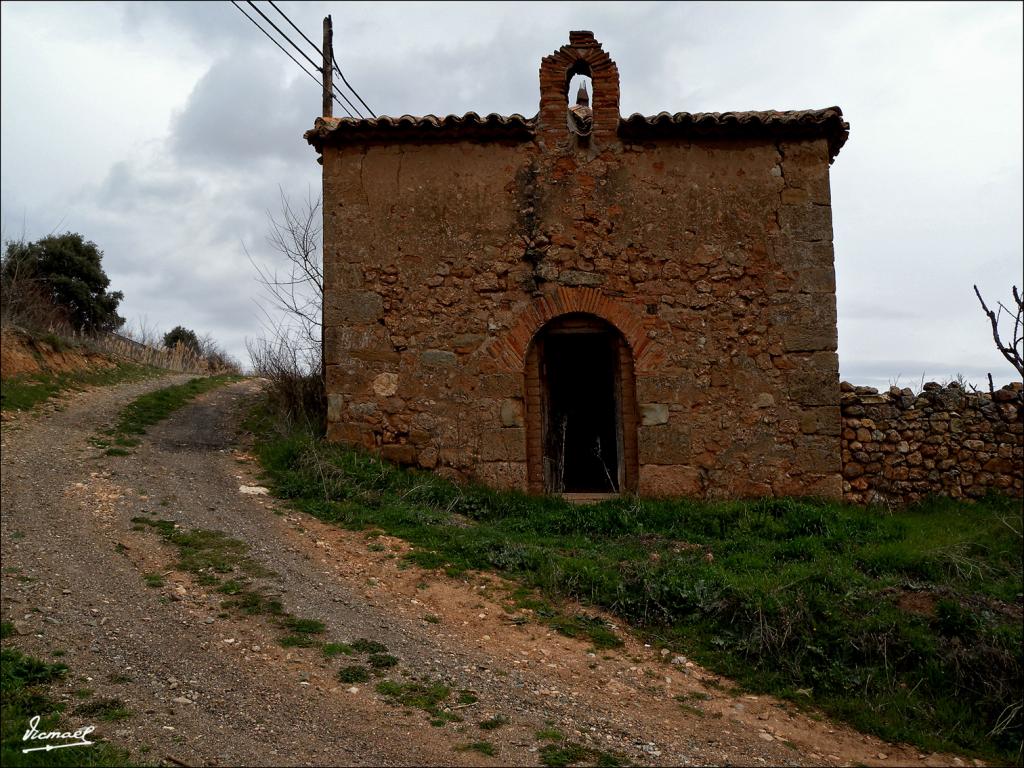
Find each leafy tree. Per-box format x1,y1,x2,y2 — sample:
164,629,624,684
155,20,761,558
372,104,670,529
0,233,124,332
163,325,201,353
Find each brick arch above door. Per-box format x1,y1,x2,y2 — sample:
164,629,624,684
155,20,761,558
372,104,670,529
485,286,664,373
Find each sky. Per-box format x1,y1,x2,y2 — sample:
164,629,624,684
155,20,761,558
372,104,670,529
1,1,1022,387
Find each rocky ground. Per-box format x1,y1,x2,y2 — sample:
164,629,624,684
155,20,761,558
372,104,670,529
0,377,977,767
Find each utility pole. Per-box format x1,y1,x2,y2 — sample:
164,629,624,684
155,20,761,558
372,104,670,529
322,15,333,118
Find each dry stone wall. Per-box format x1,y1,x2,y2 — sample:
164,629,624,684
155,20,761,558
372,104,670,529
841,380,1024,504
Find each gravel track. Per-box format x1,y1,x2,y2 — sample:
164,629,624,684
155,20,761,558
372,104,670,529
1,378,970,767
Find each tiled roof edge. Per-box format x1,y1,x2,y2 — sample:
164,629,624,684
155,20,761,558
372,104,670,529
304,112,536,149
619,107,849,161
306,107,849,160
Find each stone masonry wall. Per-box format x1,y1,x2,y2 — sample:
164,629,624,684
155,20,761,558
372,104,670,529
320,132,841,499
841,380,1024,504
319,33,842,500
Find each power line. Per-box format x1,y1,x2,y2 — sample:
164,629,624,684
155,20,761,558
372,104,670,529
229,0,354,118
332,53,376,119
250,0,365,119
267,0,322,57
264,0,376,119
244,0,321,75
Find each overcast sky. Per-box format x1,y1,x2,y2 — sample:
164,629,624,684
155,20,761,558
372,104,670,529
2,1,1022,387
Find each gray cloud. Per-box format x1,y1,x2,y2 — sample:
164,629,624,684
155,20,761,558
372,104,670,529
1,1,1021,379
170,52,318,168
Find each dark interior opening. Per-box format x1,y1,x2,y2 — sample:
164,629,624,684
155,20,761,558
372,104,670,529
541,325,620,494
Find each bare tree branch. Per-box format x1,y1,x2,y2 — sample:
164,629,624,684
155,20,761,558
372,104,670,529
974,284,1024,378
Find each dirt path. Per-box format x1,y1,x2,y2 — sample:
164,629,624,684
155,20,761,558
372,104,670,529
0,379,975,767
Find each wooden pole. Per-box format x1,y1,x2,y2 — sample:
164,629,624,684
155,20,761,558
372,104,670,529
322,15,333,118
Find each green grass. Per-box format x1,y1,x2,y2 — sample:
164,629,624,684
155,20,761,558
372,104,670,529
249,416,1024,764
338,666,371,683
350,639,388,654
375,679,461,724
367,653,399,670
538,741,628,767
478,714,509,730
456,741,496,757
96,374,240,454
1,363,161,412
73,698,131,722
278,634,317,649
322,643,354,658
281,617,325,635
1,649,133,766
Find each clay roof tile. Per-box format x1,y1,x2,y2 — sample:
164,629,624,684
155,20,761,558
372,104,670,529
305,106,849,161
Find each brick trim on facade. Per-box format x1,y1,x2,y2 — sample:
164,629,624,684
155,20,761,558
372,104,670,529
484,286,664,373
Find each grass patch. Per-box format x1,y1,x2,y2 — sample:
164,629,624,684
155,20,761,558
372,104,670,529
538,742,627,767
217,580,245,595
456,741,495,757
1,649,131,766
278,634,317,649
367,653,399,670
478,714,509,730
546,614,622,649
375,679,461,724
73,698,131,721
0,363,160,413
281,617,325,635
322,643,354,658
97,374,240,454
129,518,269,583
142,573,164,588
0,622,13,640
338,666,371,683
350,639,388,654
223,591,284,617
250,415,1024,764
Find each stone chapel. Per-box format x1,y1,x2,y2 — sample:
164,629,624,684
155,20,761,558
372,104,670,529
306,31,849,499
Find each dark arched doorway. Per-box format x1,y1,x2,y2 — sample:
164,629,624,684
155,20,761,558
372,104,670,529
525,313,638,497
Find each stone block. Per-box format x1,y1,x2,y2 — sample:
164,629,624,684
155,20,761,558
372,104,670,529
380,444,418,466
421,349,458,367
327,393,344,422
499,399,524,427
480,429,527,461
372,372,399,397
324,290,384,323
326,422,375,448
473,461,528,491
558,270,605,286
638,426,691,464
778,203,833,243
640,403,669,426
638,464,704,497
800,406,840,436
